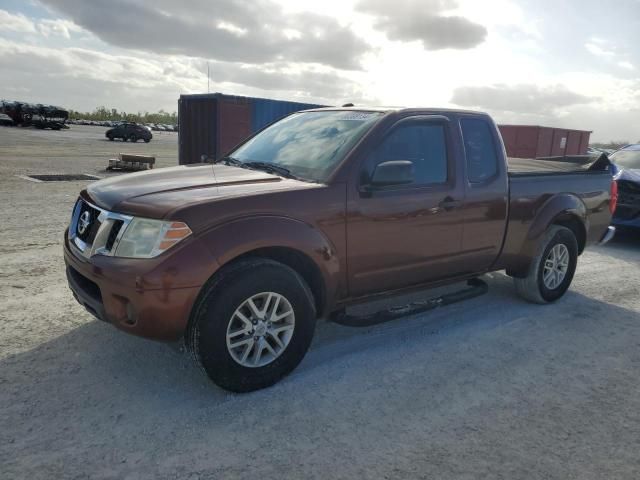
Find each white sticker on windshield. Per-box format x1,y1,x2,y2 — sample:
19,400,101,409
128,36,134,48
340,112,378,121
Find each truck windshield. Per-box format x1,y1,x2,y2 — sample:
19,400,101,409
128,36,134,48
611,150,640,170
229,110,383,182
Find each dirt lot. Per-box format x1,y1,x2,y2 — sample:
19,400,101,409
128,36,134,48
1,125,640,479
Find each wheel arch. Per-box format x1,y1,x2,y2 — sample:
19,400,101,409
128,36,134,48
526,193,587,244
232,246,327,317
551,213,587,254
194,215,340,319
184,245,328,354
509,194,587,277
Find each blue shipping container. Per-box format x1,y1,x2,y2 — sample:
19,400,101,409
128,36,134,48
251,98,325,132
179,93,327,164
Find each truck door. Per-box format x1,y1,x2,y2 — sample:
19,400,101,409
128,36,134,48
458,116,509,272
346,115,467,297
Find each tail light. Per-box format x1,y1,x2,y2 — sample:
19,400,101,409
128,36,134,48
610,179,618,214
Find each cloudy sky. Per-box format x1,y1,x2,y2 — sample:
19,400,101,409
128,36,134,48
1,0,639,141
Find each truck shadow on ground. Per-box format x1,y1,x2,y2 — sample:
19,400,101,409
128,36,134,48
2,271,640,463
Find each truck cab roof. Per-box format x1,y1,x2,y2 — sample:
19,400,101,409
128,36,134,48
305,106,490,117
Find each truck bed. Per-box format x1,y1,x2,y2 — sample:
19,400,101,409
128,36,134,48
507,154,609,176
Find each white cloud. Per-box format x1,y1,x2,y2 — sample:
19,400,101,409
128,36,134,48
0,9,37,33
0,9,86,39
586,42,616,58
452,84,594,115
37,0,371,70
0,40,370,112
356,0,487,50
1,0,639,142
585,36,636,74
37,18,84,39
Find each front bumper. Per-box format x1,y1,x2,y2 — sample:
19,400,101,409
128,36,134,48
63,229,216,341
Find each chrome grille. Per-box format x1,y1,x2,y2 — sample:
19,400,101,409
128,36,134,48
75,201,101,243
69,199,133,258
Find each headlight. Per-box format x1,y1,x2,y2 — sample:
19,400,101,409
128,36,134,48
114,218,192,258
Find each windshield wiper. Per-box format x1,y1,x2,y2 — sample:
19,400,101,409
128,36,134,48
215,155,244,167
243,161,301,180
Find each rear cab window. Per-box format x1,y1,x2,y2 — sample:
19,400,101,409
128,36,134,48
461,117,499,183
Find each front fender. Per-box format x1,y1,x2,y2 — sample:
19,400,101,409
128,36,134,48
199,215,341,307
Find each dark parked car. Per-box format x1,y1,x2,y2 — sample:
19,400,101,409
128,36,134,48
65,107,615,392
0,113,15,126
610,144,640,229
105,122,152,142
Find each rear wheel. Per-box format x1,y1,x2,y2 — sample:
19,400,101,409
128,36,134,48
514,225,578,304
144,138,150,143
189,258,316,392
107,133,114,141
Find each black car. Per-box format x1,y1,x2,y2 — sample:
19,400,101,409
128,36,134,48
105,123,152,142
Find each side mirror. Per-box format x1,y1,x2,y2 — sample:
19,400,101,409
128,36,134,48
370,160,414,187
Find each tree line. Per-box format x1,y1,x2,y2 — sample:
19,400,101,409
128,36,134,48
68,106,178,124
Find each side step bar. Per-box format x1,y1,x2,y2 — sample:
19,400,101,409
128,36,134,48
331,278,488,328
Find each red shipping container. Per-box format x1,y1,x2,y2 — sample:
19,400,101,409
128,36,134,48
498,125,591,158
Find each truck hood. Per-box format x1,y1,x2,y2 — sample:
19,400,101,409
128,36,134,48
85,163,310,217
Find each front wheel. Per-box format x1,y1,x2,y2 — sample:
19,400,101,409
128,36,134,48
189,258,316,392
514,225,578,304
143,138,150,143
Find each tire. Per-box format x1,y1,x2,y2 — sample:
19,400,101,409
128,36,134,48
129,135,137,143
107,134,114,141
189,258,316,392
514,225,578,304
144,138,150,143
121,136,127,142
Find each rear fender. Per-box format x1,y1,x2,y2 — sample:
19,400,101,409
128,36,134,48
517,194,587,272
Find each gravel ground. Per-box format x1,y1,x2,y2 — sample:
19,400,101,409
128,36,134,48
1,125,640,479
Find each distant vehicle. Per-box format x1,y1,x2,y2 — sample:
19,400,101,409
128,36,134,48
0,113,15,126
105,122,153,142
609,145,640,229
0,100,68,129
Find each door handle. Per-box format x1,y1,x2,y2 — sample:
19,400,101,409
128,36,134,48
438,197,462,211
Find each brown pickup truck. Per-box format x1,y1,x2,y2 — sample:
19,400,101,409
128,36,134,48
64,107,617,392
